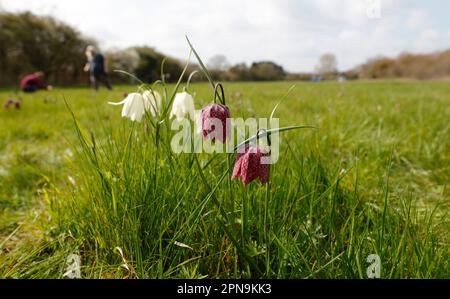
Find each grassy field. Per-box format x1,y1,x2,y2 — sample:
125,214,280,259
0,81,448,278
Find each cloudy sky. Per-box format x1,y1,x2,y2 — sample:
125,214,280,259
1,0,450,72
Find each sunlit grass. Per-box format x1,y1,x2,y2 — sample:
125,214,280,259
0,80,448,278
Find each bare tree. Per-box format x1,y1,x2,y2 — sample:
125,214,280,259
207,54,230,71
315,53,338,75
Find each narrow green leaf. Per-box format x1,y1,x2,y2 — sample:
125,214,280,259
114,70,144,85
185,36,215,90
234,125,316,150
270,84,296,123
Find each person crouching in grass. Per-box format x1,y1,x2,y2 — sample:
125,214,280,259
20,71,53,93
84,45,113,91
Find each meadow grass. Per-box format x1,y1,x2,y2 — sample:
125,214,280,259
0,81,448,278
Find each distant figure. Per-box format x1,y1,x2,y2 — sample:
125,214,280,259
84,45,112,91
20,71,53,93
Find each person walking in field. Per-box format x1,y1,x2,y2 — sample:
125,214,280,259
84,45,113,91
20,71,53,93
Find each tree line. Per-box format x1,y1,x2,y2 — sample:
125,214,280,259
0,12,185,87
0,12,293,86
0,12,290,87
0,12,94,86
356,50,450,80
1,11,449,87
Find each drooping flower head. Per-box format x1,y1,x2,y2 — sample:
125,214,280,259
199,83,231,143
194,110,203,135
3,99,14,109
232,145,270,185
200,103,230,143
170,91,195,121
108,91,161,122
143,90,162,117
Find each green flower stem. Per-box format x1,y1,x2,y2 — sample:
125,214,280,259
264,179,270,277
193,155,262,275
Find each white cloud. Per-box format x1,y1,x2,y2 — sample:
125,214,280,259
405,10,429,29
1,0,449,72
414,29,441,52
313,0,369,26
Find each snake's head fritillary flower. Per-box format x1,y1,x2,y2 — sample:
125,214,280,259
109,92,148,122
232,145,270,185
143,90,162,117
194,110,203,135
3,99,14,109
170,91,195,122
14,101,21,109
200,103,230,143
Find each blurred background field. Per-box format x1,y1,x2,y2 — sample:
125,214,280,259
0,81,448,278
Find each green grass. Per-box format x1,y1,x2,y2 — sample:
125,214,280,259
0,81,448,278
